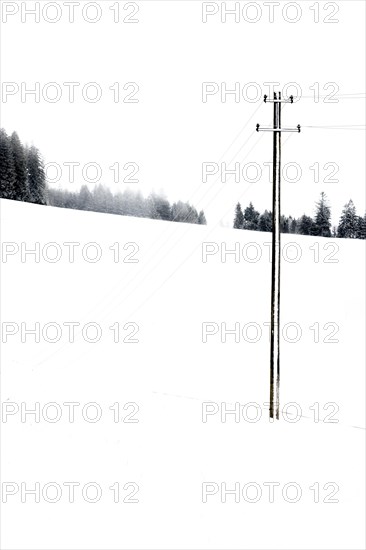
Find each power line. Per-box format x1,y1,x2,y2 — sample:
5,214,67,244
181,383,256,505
300,95,365,99
302,125,365,130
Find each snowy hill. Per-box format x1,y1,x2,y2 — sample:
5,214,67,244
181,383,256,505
1,198,365,550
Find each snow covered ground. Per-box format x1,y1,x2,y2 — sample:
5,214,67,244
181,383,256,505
0,198,365,549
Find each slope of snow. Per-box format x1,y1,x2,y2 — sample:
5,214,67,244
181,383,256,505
0,199,365,550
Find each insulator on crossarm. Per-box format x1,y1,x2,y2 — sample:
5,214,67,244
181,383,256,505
263,95,267,103
256,123,260,132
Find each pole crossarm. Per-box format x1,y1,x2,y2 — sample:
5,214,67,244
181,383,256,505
256,124,301,132
256,91,301,420
264,94,294,104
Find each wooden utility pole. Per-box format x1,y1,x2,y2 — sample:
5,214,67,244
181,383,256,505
256,93,300,419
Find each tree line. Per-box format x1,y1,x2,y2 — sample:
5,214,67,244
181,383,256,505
234,192,366,239
48,185,207,224
0,128,207,225
0,128,46,205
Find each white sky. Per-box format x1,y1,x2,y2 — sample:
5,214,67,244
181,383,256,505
1,0,365,226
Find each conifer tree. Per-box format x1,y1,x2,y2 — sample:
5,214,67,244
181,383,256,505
147,193,162,220
198,210,207,225
27,145,46,204
173,201,189,222
0,129,16,200
113,192,124,215
280,215,290,233
78,185,94,211
298,214,314,235
258,209,272,232
10,131,29,201
242,202,259,230
233,202,244,229
185,204,199,224
313,192,331,237
357,214,366,239
134,191,148,218
290,217,298,234
154,193,172,220
337,199,359,238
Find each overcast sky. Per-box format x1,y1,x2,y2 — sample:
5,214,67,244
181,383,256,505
1,0,365,226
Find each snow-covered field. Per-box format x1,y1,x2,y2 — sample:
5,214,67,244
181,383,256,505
1,198,365,549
